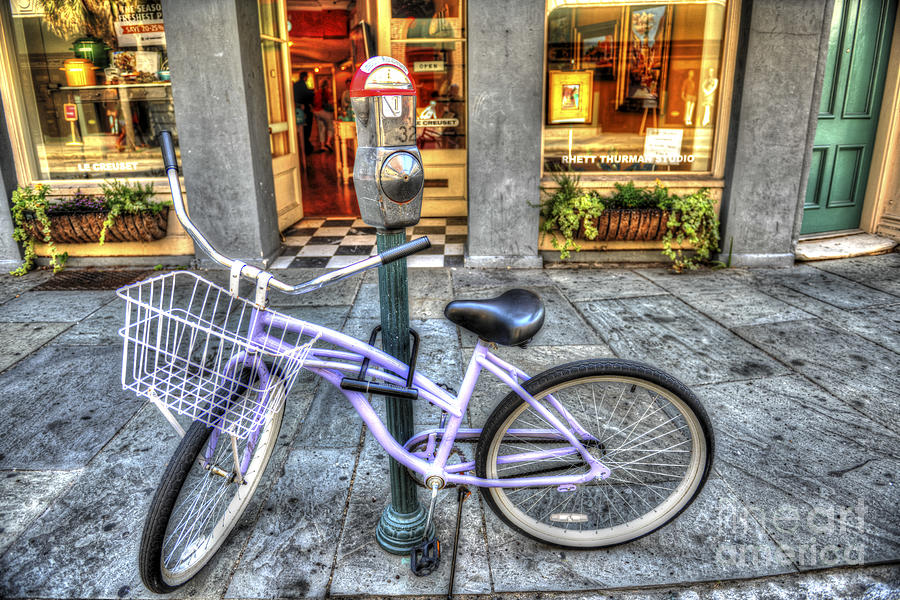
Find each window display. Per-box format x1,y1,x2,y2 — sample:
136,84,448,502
390,0,466,150
6,0,177,180
544,1,729,173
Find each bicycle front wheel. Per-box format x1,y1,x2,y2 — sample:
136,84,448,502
475,359,713,549
138,379,285,593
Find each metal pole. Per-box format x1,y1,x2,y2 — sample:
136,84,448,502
374,228,431,554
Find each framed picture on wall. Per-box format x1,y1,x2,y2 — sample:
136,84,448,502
579,20,618,80
616,5,673,111
548,70,593,124
350,21,375,71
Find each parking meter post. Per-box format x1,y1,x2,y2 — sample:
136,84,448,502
349,57,429,554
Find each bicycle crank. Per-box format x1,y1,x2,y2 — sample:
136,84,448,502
410,482,441,577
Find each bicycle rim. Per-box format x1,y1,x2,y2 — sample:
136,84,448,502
160,384,284,586
485,375,708,547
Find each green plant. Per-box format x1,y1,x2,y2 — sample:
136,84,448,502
540,175,720,270
659,188,720,272
9,184,67,276
539,171,604,259
98,179,165,244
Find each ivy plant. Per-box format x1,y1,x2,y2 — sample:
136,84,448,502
9,184,67,276
539,171,604,259
539,174,721,270
8,180,170,276
98,179,164,244
659,187,720,271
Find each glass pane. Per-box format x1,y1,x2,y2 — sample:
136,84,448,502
260,39,288,157
392,41,466,150
258,0,281,38
543,2,728,174
391,0,465,40
8,1,177,180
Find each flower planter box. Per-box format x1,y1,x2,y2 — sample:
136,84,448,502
24,208,169,244
579,208,670,241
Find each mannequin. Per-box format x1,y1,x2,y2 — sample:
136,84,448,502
700,67,719,127
681,70,696,126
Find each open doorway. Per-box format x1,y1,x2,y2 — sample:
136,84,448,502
288,7,360,218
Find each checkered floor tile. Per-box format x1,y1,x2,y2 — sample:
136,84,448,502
271,217,467,269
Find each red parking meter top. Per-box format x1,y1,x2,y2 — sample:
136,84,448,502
349,56,415,97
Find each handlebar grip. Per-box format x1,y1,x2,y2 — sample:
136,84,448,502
380,236,431,265
158,130,178,172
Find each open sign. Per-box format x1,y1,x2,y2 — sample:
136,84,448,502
63,103,78,122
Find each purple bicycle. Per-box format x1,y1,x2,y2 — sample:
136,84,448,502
120,133,714,593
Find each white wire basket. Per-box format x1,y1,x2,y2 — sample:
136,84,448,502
118,271,319,439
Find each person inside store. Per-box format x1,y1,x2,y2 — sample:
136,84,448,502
312,79,335,153
293,71,315,155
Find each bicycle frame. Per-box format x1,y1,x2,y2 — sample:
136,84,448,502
224,306,611,489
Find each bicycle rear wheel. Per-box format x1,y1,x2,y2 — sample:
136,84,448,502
138,378,285,593
475,359,713,549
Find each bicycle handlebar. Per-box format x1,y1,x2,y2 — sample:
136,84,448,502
157,131,430,295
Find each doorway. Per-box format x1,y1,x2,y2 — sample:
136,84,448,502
259,0,303,230
289,10,359,218
802,0,897,234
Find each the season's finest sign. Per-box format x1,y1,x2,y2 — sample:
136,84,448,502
63,104,78,122
115,1,165,47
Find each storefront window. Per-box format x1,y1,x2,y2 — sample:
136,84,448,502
390,0,466,150
544,1,728,174
7,1,176,180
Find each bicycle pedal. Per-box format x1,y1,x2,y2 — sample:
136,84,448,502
410,537,440,577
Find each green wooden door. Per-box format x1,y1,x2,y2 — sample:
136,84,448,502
802,0,897,234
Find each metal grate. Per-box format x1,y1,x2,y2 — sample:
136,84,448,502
33,269,152,291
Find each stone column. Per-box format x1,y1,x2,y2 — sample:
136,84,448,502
466,0,544,268
161,0,280,265
720,0,834,267
0,99,23,270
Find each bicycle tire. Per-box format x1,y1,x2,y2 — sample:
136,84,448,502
138,378,285,593
475,359,713,549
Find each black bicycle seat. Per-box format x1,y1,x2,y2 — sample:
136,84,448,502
444,289,544,347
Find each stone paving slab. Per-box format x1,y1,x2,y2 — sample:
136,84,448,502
809,253,900,296
0,321,71,374
0,271,53,305
0,469,79,556
639,269,816,327
0,344,142,470
575,295,789,385
0,378,313,599
464,343,616,428
752,265,898,310
505,565,900,600
329,433,492,597
733,319,900,433
0,290,115,322
292,382,363,449
696,375,900,568
457,286,603,348
225,448,355,599
545,268,668,301
450,268,554,296
483,477,793,593
748,279,900,354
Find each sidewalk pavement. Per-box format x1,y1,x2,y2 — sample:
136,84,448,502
0,254,898,599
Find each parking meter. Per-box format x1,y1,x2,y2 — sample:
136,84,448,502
350,56,424,230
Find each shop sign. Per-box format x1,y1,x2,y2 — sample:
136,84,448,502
413,61,444,73
416,117,459,128
63,104,78,122
115,2,165,47
643,128,684,164
77,162,139,172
